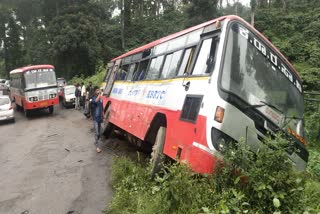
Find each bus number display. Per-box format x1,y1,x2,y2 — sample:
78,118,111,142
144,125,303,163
239,26,302,93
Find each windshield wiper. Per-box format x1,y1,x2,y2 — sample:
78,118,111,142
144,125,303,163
244,100,283,114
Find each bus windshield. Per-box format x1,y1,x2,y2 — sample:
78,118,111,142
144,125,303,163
24,68,57,89
221,23,304,136
57,78,65,87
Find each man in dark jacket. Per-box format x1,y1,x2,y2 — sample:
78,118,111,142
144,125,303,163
91,86,103,153
87,81,94,119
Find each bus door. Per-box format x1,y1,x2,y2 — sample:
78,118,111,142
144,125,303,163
103,62,114,95
104,59,121,96
174,31,220,169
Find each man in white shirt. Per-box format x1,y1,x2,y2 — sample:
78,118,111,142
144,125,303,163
81,82,86,108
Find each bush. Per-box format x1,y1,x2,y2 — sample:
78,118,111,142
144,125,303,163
211,137,308,213
106,136,320,213
68,64,106,88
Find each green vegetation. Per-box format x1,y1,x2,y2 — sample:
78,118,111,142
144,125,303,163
68,64,106,88
106,136,320,213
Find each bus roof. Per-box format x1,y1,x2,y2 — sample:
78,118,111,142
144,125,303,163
111,15,301,80
9,64,55,75
111,16,227,62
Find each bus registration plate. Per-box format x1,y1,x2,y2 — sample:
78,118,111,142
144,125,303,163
40,102,48,107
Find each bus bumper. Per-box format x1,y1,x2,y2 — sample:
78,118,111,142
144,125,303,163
24,97,59,110
183,142,222,174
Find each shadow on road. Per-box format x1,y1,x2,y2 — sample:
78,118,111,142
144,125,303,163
0,119,15,126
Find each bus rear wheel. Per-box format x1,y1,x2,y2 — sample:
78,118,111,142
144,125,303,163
102,106,115,138
150,126,167,177
48,106,54,114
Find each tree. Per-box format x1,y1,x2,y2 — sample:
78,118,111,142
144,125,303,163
250,0,257,26
47,0,109,78
4,13,25,73
184,0,220,27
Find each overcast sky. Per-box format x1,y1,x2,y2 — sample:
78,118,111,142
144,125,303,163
239,0,251,6
226,0,251,6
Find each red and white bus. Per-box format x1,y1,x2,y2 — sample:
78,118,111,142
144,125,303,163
102,15,308,174
10,64,59,116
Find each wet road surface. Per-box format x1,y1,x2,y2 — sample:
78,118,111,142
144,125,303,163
0,105,132,214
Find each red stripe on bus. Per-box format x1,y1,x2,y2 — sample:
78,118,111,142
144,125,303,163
105,97,218,174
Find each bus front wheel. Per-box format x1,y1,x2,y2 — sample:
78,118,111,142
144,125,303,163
15,103,21,111
150,126,167,177
24,108,29,117
48,106,54,114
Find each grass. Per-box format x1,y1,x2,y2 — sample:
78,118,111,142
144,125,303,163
105,137,320,213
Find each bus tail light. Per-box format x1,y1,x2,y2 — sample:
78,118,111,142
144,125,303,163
214,106,225,123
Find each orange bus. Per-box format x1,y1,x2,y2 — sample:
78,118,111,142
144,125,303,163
102,15,308,174
10,64,59,116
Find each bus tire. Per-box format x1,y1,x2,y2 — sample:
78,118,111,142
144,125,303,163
102,121,115,139
48,106,54,114
150,126,166,177
24,108,29,117
102,106,114,138
15,103,20,111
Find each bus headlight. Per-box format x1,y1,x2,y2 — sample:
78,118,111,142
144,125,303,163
28,96,38,102
211,127,235,153
49,93,57,99
217,138,227,153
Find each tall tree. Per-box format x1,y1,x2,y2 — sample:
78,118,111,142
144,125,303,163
250,0,257,26
4,13,25,73
184,0,220,27
47,0,108,78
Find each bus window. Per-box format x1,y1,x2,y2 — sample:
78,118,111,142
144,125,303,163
192,36,219,75
167,35,187,53
146,55,164,80
154,42,169,55
104,68,112,82
161,50,183,79
116,64,129,80
127,63,138,81
133,59,150,81
186,28,203,45
177,47,196,76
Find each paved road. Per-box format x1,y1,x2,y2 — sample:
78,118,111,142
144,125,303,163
0,105,119,214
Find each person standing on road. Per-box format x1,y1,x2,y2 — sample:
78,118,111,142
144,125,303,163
81,82,86,108
87,81,94,118
75,83,81,110
91,86,104,153
84,90,90,118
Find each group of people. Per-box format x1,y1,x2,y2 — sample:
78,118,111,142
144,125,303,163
74,82,93,114
74,82,104,153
